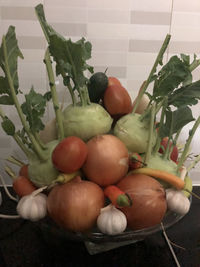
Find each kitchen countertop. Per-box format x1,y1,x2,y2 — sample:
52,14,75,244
0,187,200,267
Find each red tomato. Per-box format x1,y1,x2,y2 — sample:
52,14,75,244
13,176,37,197
159,137,179,162
103,85,133,116
108,77,121,87
19,164,29,178
52,136,88,173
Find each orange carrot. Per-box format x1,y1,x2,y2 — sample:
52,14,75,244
104,185,132,207
132,167,185,190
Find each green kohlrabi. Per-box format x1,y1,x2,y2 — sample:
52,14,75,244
0,26,60,187
35,4,113,141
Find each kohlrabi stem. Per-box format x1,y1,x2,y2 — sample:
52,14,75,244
187,154,200,173
132,34,171,114
177,116,200,170
0,107,32,158
163,114,174,160
189,58,200,72
2,36,46,161
6,156,24,167
153,97,168,155
144,103,156,165
13,133,33,158
67,81,76,106
44,49,64,141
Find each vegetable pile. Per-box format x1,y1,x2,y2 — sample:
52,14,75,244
1,4,200,237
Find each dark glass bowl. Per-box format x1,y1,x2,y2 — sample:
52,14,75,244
38,197,191,255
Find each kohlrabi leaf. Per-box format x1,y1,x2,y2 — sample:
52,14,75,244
21,87,49,132
35,4,93,90
160,106,195,138
153,55,191,100
168,80,200,107
0,26,24,103
1,117,15,136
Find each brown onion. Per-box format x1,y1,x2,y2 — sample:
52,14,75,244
117,174,167,230
47,177,105,232
82,134,129,187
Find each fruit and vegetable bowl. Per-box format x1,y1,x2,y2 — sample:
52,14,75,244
0,3,200,255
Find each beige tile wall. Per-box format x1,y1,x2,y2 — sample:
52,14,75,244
0,0,200,184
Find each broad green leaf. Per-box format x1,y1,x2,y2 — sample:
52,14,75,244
49,34,89,88
21,87,48,132
0,26,23,95
153,55,191,99
35,4,93,89
1,117,15,136
168,80,200,107
160,106,194,138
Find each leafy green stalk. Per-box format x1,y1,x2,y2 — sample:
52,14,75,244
177,116,200,170
187,154,200,173
2,36,46,161
6,155,24,167
163,113,174,160
35,4,93,107
0,107,32,158
44,49,64,141
144,103,156,165
132,34,171,114
153,97,168,154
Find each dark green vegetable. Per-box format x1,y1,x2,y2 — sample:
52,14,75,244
87,72,108,103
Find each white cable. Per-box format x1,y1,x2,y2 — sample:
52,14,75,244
161,222,181,267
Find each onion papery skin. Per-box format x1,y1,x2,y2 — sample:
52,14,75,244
82,134,129,187
47,178,105,232
117,174,167,230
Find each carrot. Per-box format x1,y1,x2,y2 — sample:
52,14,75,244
131,167,185,190
104,185,132,207
129,152,144,170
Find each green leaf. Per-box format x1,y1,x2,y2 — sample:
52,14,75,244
35,4,93,92
0,95,14,105
153,55,191,99
160,106,195,138
1,117,15,136
0,26,23,95
21,87,48,132
168,80,200,107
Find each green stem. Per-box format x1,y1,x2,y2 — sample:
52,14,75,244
2,36,46,161
44,49,64,141
144,103,156,165
177,116,200,170
67,81,76,106
6,156,24,167
187,154,200,173
4,166,16,179
132,34,171,114
13,133,33,158
0,107,32,158
153,97,168,154
189,58,200,72
163,114,174,160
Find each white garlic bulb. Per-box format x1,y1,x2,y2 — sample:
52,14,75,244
97,204,127,235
